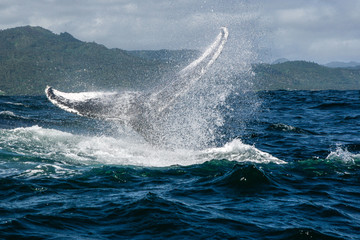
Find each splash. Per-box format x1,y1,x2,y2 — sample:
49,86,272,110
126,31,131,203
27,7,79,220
45,27,259,151
0,126,284,172
326,146,360,164
45,28,232,149
201,139,286,164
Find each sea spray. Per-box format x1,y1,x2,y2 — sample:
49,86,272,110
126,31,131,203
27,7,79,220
148,26,261,150
0,126,283,170
44,26,263,153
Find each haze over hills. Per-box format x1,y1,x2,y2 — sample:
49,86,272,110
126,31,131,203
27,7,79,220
271,58,289,64
273,58,360,69
324,61,360,68
253,61,360,90
1,26,360,95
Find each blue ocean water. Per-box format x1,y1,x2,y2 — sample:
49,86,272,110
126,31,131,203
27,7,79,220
0,90,360,239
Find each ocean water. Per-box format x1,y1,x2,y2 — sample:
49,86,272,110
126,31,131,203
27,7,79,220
0,90,360,239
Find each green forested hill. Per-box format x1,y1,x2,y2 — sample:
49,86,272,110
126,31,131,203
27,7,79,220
1,26,360,95
253,61,360,90
0,26,170,95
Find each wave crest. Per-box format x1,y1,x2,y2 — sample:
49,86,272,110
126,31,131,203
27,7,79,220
326,146,360,164
201,139,286,164
0,127,284,169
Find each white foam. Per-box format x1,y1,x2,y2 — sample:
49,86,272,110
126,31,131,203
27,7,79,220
0,111,16,117
326,146,360,164
200,139,286,164
0,126,285,168
4,102,25,106
22,163,77,178
0,111,29,120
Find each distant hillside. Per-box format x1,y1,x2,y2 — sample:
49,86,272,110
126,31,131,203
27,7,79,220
1,26,360,95
325,61,360,68
271,58,289,64
0,26,187,95
253,61,360,90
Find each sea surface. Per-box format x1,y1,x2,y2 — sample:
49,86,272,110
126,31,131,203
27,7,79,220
1,90,360,239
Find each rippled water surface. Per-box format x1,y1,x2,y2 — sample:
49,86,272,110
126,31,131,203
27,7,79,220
1,90,360,239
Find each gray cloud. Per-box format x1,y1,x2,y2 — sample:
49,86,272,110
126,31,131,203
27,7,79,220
0,0,359,63
261,0,360,63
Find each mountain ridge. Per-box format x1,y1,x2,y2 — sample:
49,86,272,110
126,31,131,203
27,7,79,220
1,26,360,95
253,60,360,90
0,26,177,95
324,61,360,68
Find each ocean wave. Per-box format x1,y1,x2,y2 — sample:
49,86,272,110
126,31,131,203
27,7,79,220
343,115,360,120
21,163,78,178
267,227,345,240
0,126,284,171
4,102,26,106
311,102,357,110
0,111,28,120
201,139,286,164
267,123,317,135
326,146,360,164
208,164,274,190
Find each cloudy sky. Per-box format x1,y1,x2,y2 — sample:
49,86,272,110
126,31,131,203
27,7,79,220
1,0,359,64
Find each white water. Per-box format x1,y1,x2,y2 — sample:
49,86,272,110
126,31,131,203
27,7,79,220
37,27,266,167
326,146,360,164
45,27,236,150
0,126,285,170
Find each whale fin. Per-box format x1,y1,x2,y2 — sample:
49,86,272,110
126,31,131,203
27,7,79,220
45,27,229,143
149,27,229,114
45,86,140,121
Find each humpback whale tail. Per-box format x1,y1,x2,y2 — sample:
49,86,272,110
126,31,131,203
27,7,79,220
45,27,229,144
